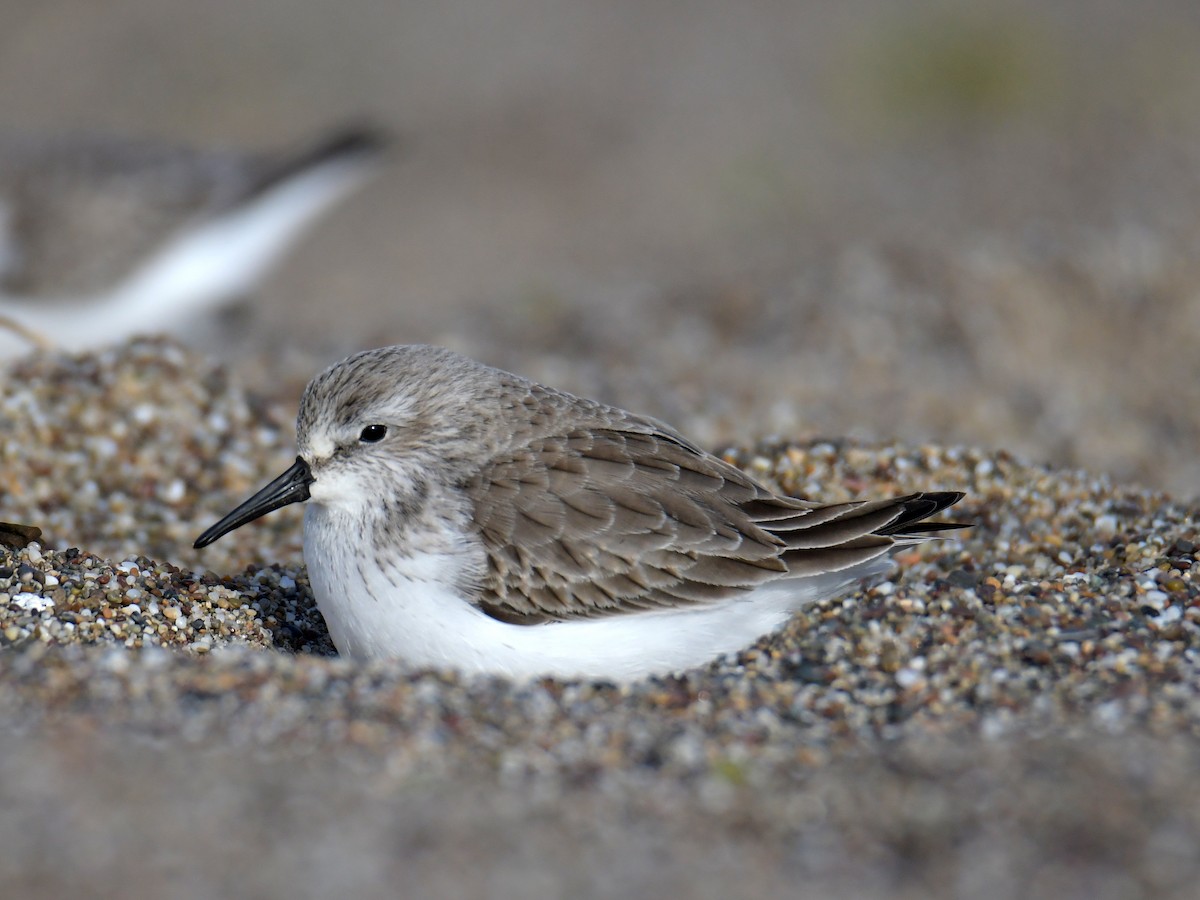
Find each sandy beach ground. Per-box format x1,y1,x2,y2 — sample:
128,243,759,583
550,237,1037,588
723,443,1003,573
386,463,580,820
2,2,1200,897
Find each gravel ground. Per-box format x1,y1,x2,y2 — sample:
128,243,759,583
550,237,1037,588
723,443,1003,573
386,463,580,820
2,341,1198,898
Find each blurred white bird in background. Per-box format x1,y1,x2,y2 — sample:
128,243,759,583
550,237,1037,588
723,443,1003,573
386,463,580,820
0,122,390,355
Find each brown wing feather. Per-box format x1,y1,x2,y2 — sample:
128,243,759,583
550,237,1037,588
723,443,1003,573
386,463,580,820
467,420,965,625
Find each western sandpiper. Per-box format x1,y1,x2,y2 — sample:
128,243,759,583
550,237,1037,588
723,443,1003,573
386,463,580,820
195,344,966,681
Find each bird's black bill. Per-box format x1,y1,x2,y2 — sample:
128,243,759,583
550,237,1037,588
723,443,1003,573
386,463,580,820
193,456,314,549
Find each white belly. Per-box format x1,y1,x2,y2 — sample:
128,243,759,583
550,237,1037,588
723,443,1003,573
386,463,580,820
303,505,887,681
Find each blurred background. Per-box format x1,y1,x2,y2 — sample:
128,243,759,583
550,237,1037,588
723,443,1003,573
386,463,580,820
2,0,1199,498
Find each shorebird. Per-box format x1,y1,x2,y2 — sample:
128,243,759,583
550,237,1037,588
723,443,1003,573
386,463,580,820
0,123,389,354
195,344,967,681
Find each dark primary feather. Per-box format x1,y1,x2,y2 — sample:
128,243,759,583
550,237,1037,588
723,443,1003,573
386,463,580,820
466,411,965,625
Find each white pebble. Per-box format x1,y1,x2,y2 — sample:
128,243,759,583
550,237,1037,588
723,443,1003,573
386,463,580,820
1143,590,1168,610
99,648,130,673
160,479,186,504
1158,605,1182,623
11,592,53,612
88,435,119,458
980,713,1011,740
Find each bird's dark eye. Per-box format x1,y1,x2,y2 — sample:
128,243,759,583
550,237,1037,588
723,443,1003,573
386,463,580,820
359,424,388,443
